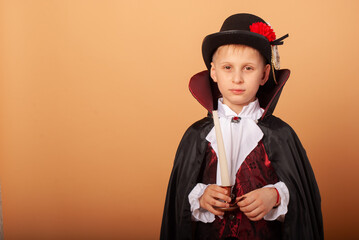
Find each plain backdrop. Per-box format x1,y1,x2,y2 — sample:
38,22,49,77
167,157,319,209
1,0,359,239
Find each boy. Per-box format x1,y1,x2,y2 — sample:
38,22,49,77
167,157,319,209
161,13,323,240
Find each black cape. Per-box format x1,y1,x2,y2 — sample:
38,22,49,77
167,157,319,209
160,70,323,240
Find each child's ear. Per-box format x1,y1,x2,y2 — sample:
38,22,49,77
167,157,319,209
260,64,271,86
210,62,217,82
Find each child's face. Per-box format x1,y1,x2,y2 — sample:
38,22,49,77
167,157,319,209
210,44,270,114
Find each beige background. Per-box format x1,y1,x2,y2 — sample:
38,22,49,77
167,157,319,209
1,0,359,239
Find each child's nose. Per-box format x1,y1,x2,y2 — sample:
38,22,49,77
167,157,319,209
232,72,243,83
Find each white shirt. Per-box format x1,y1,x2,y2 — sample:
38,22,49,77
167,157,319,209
188,98,289,223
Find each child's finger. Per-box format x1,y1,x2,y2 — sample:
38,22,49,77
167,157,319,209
247,211,265,221
206,187,231,202
243,205,263,218
208,206,225,216
201,193,229,209
239,200,259,213
235,196,246,202
210,185,229,195
211,192,231,203
209,185,231,201
203,194,229,209
237,195,255,208
212,198,230,208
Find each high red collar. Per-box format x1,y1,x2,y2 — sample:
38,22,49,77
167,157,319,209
188,69,290,119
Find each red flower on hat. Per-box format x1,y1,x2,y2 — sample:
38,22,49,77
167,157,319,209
249,22,276,42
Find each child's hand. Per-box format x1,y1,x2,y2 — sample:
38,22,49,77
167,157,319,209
237,188,279,221
199,185,232,216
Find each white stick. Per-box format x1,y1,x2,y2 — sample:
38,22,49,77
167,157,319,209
212,110,230,186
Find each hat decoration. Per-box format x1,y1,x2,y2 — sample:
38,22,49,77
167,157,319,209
249,22,276,42
249,21,288,72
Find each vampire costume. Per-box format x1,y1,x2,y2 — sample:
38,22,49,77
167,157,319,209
160,13,323,240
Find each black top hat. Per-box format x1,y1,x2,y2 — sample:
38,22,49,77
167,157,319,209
202,13,288,72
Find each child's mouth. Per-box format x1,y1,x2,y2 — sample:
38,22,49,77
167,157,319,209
230,89,245,94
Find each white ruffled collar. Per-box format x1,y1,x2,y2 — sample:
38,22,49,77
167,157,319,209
217,98,264,120
206,99,264,186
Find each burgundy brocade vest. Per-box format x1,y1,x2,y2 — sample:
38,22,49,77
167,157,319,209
194,141,282,240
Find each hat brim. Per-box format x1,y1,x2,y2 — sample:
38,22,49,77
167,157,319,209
202,30,271,70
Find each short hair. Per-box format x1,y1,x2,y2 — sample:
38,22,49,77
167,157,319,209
211,44,267,66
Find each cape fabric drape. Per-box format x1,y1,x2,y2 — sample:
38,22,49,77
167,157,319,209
160,115,323,240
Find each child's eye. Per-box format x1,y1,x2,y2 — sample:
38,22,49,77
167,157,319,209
222,65,231,70
244,66,253,71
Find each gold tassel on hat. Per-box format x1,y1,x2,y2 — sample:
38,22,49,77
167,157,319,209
271,64,277,85
271,46,280,85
